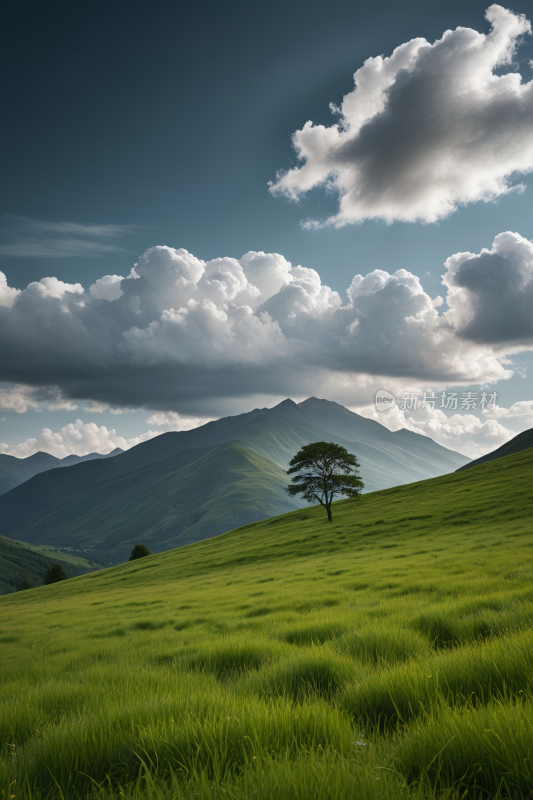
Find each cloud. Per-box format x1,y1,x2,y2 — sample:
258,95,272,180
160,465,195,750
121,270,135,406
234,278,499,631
84,401,138,414
89,275,125,301
483,399,533,425
0,384,79,413
145,411,215,430
443,231,533,346
269,5,533,226
357,400,516,458
0,419,161,459
0,272,19,307
0,215,137,258
0,233,531,416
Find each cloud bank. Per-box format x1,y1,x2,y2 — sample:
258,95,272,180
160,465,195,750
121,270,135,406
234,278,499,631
0,420,160,459
357,401,517,458
0,232,532,416
269,5,533,225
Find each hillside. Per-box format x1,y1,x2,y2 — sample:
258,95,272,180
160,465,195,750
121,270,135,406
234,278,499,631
0,448,532,799
0,398,469,558
0,442,304,561
0,447,123,496
457,425,533,471
0,534,101,595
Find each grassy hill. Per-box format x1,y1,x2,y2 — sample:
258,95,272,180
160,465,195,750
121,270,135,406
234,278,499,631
1,448,532,799
0,535,102,594
0,398,469,559
457,425,533,471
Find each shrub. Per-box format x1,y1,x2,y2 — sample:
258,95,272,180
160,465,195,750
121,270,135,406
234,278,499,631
43,564,68,585
129,544,151,561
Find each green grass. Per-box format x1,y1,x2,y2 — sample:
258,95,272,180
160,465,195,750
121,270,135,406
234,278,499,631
1,447,533,799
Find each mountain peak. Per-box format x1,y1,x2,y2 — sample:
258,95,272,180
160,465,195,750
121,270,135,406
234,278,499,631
299,396,339,408
272,398,298,409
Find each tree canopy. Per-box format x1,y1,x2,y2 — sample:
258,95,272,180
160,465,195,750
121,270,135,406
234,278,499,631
43,564,68,585
287,441,364,522
129,544,151,561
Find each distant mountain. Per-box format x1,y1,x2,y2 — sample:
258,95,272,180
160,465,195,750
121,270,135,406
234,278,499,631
58,448,124,468
0,447,123,496
0,442,304,562
456,427,533,472
0,398,469,560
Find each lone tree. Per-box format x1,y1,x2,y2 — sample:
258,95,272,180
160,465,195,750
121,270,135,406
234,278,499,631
287,442,364,522
129,544,151,561
43,564,68,585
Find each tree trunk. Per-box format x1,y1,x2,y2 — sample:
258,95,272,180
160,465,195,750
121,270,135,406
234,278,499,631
326,505,332,522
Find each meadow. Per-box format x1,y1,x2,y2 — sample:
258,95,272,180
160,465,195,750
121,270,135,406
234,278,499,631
1,447,533,799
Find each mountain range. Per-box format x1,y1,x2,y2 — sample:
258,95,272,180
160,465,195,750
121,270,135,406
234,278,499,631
0,397,469,561
0,448,123,496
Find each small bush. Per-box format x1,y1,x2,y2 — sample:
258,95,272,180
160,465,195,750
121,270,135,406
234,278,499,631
129,544,151,561
43,564,68,585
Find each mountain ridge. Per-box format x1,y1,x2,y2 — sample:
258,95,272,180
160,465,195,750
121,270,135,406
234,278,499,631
0,398,470,560
0,447,123,496
456,426,533,472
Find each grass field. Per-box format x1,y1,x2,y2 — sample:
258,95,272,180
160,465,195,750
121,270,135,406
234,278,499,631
1,447,533,799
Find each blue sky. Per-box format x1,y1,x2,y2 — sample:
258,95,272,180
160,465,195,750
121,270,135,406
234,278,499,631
1,0,533,458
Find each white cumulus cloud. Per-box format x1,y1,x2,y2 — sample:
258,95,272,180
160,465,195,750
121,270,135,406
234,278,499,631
0,232,532,417
0,419,161,459
145,411,215,430
357,400,516,458
483,399,533,425
0,272,20,308
269,5,533,226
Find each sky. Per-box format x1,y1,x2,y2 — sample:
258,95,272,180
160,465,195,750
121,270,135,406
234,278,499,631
1,0,533,460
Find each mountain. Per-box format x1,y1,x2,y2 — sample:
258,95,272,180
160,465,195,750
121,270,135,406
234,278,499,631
0,447,124,496
456,427,533,472
0,534,101,595
57,447,124,467
0,442,303,562
0,398,469,559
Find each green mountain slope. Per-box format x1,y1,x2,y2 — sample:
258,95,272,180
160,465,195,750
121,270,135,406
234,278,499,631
3,399,469,502
0,449,532,799
0,451,59,496
0,442,304,561
456,426,533,471
0,535,101,595
0,398,469,559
